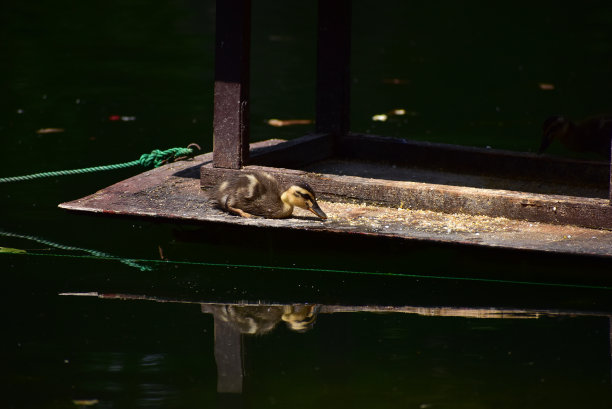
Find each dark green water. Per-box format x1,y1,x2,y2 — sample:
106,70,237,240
2,0,612,408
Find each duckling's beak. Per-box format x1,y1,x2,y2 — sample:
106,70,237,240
308,201,327,219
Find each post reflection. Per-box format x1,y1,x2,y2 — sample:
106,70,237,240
201,304,319,395
61,293,612,407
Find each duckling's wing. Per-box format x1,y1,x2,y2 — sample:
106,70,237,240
239,173,288,216
214,179,233,209
215,174,261,209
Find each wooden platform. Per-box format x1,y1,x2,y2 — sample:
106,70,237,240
59,139,612,258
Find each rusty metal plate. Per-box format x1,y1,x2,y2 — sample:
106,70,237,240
59,140,612,258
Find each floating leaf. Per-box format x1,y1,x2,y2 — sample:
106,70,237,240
72,399,99,406
267,118,313,127
538,83,555,90
371,114,388,122
36,128,65,134
0,247,26,254
108,115,136,122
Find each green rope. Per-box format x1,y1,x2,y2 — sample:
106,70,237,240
0,145,199,183
4,249,612,291
0,230,152,271
3,230,611,292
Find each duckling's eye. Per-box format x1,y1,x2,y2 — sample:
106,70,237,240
296,192,314,202
293,192,301,198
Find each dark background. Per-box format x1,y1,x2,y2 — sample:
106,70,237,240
2,1,612,407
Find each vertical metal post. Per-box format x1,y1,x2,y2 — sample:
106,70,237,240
316,0,352,141
213,0,251,169
609,139,612,205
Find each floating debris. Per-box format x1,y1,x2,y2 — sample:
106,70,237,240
538,83,555,90
0,247,26,254
372,109,415,122
36,128,65,134
382,78,411,85
267,118,314,127
72,399,99,406
108,115,136,122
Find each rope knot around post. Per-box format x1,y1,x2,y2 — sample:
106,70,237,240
138,144,201,168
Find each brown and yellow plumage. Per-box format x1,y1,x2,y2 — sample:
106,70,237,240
213,171,327,219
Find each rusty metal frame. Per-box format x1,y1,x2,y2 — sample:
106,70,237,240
57,1,612,260
207,0,612,228
212,0,251,169
211,0,351,168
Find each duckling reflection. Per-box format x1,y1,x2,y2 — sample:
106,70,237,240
212,304,319,335
539,115,612,159
213,171,327,219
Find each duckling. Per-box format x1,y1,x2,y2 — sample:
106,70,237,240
281,305,319,333
211,304,320,335
539,115,612,159
213,171,327,219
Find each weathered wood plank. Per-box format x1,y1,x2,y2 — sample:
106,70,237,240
213,0,251,169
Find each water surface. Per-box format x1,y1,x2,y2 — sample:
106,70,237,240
2,1,612,407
